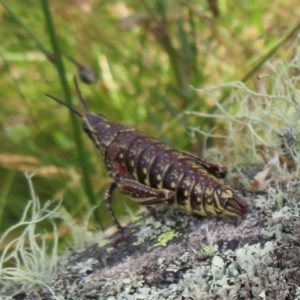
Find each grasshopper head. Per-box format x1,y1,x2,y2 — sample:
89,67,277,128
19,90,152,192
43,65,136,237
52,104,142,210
82,113,109,148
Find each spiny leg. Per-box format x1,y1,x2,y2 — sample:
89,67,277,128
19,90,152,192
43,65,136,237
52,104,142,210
120,179,175,220
116,178,175,205
106,175,175,234
104,181,124,233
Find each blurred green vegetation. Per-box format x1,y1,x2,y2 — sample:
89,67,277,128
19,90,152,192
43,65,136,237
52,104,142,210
0,0,299,249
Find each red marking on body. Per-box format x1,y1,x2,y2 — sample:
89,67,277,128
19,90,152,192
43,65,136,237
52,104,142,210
116,164,126,174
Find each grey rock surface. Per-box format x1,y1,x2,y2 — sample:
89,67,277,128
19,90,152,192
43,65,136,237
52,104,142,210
2,177,300,299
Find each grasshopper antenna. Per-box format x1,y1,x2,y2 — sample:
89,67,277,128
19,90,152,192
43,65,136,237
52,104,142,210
73,75,89,112
45,93,83,118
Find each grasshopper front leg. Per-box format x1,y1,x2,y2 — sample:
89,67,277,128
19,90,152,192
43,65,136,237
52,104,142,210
104,182,124,232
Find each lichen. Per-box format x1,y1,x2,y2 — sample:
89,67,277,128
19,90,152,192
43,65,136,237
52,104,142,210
0,173,62,299
148,230,181,250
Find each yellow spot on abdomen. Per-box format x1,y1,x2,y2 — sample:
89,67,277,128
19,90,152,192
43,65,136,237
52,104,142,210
194,184,202,193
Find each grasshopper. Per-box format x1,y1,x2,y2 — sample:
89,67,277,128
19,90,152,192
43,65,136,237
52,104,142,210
46,79,247,231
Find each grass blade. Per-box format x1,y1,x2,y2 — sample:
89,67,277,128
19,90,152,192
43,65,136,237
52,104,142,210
40,0,102,227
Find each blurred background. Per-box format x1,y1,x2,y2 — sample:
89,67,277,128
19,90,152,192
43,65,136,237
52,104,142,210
0,0,299,248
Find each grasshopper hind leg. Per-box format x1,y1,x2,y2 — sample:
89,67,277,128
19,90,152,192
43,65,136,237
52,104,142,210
104,175,175,235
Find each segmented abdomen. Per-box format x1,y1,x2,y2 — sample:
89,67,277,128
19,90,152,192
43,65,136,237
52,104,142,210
109,131,242,217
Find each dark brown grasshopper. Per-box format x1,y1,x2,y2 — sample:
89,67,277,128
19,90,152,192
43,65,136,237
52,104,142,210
46,80,247,231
